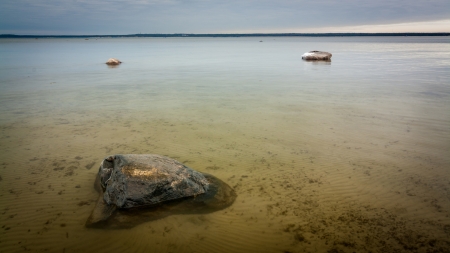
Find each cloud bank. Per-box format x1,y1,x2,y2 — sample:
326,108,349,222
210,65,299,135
1,0,449,34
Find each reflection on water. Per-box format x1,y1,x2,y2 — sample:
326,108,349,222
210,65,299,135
87,172,236,230
0,37,449,253
304,60,331,65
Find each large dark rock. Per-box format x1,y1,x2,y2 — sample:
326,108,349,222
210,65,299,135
302,51,332,61
86,154,236,228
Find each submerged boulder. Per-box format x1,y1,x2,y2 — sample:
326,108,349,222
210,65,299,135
302,51,332,61
105,58,122,65
86,154,236,228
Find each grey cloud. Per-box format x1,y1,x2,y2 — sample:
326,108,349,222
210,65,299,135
1,0,449,34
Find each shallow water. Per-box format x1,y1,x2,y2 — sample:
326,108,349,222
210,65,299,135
0,37,449,252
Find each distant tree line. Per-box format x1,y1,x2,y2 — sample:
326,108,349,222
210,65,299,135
1,33,449,38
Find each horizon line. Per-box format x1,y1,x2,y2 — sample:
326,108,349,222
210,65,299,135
1,32,449,38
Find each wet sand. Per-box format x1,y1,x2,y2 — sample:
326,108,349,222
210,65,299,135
0,83,449,253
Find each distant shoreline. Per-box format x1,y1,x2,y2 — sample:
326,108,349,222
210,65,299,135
1,33,449,38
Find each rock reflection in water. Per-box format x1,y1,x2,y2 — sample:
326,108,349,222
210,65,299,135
86,173,237,229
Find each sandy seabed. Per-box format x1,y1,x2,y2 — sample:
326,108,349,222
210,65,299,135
0,82,449,253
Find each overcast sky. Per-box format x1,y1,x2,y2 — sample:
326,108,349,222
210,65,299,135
1,0,449,35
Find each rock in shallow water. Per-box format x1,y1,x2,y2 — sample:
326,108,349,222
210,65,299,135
105,58,122,65
86,154,236,229
302,51,332,61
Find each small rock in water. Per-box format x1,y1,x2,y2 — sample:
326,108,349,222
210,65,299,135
301,51,332,61
105,58,122,65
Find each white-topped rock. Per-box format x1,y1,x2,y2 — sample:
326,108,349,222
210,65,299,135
105,58,122,65
302,51,332,61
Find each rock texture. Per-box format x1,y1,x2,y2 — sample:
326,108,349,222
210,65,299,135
100,154,209,208
86,154,236,228
302,51,332,61
105,58,122,65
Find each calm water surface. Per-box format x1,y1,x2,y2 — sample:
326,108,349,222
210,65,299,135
0,37,449,253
